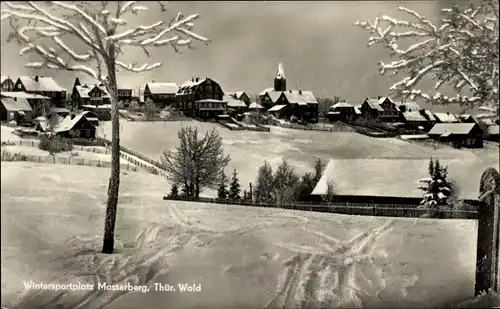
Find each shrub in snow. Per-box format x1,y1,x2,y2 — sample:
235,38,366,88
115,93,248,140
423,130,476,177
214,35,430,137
39,134,73,154
168,183,179,199
418,158,454,207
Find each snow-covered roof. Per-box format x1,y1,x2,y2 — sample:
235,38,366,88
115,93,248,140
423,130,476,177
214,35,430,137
223,95,246,108
55,112,96,133
276,62,285,79
259,87,274,96
195,99,226,103
330,102,354,110
400,134,429,140
248,102,264,109
428,123,477,135
268,104,287,112
401,111,427,122
227,91,247,100
283,90,318,104
179,78,207,89
397,101,421,112
311,158,487,199
1,91,49,99
146,82,178,94
76,84,110,99
363,98,384,111
0,97,32,111
433,112,459,123
1,76,15,84
354,107,361,114
18,76,64,92
420,109,436,121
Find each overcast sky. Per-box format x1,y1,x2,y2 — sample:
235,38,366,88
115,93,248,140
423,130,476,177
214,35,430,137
1,1,470,107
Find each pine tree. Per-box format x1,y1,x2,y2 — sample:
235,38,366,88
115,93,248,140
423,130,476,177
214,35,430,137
169,183,179,199
217,172,229,200
228,168,241,200
418,159,453,207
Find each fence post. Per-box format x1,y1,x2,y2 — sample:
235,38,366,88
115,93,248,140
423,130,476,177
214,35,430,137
475,167,500,297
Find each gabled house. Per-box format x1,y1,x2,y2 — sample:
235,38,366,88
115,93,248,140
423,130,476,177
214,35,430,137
223,95,247,116
71,78,110,108
327,102,361,122
427,123,483,148
258,62,318,123
1,76,15,92
359,97,384,120
433,112,459,123
176,77,225,117
376,97,400,122
400,111,431,131
0,97,33,123
227,91,251,105
143,81,178,108
117,83,134,104
193,98,228,119
37,111,97,138
13,76,66,107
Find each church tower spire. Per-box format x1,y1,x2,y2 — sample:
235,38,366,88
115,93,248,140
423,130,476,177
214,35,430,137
274,61,287,91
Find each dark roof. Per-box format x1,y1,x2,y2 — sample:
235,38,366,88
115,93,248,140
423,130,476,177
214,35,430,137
1,97,33,111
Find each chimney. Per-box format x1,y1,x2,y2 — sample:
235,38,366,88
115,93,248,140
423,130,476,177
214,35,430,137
35,76,39,82
191,77,194,82
400,105,406,113
71,113,75,120
299,90,302,95
196,77,199,82
152,80,154,83
378,96,382,100
289,90,292,93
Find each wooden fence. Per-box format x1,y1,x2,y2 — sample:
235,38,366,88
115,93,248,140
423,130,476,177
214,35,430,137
0,151,138,171
163,167,500,299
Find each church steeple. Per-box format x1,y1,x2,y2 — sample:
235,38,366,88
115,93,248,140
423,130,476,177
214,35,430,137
274,61,287,91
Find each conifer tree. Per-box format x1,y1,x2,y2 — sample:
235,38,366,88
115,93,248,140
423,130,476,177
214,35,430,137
228,168,241,200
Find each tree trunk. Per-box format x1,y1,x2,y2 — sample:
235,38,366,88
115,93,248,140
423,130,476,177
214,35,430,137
102,50,121,254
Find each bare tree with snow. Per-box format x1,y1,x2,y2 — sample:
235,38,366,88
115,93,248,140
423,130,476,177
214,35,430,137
355,0,499,113
1,1,209,254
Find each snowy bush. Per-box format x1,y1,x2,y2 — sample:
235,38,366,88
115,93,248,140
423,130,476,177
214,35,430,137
355,1,499,111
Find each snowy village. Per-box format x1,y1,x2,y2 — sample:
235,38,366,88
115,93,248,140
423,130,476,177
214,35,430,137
1,1,499,309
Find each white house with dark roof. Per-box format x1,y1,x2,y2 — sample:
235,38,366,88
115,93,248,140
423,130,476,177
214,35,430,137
144,81,179,108
327,102,361,122
13,76,66,106
258,62,318,122
227,91,250,105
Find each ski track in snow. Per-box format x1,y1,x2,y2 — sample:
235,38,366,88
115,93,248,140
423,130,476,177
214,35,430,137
11,207,413,309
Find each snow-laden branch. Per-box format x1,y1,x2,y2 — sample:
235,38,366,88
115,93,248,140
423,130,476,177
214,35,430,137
2,1,210,90
355,3,499,110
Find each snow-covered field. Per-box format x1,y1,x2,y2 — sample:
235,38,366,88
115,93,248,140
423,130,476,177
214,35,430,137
100,120,499,197
1,162,480,309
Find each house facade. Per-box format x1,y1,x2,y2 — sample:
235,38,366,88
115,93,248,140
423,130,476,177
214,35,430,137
258,62,318,123
143,82,178,108
327,102,361,122
176,77,225,117
71,78,110,108
117,84,133,104
13,76,66,107
192,99,228,119
1,76,15,92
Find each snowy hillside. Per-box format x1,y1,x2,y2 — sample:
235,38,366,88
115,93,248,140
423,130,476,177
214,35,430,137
1,162,480,309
